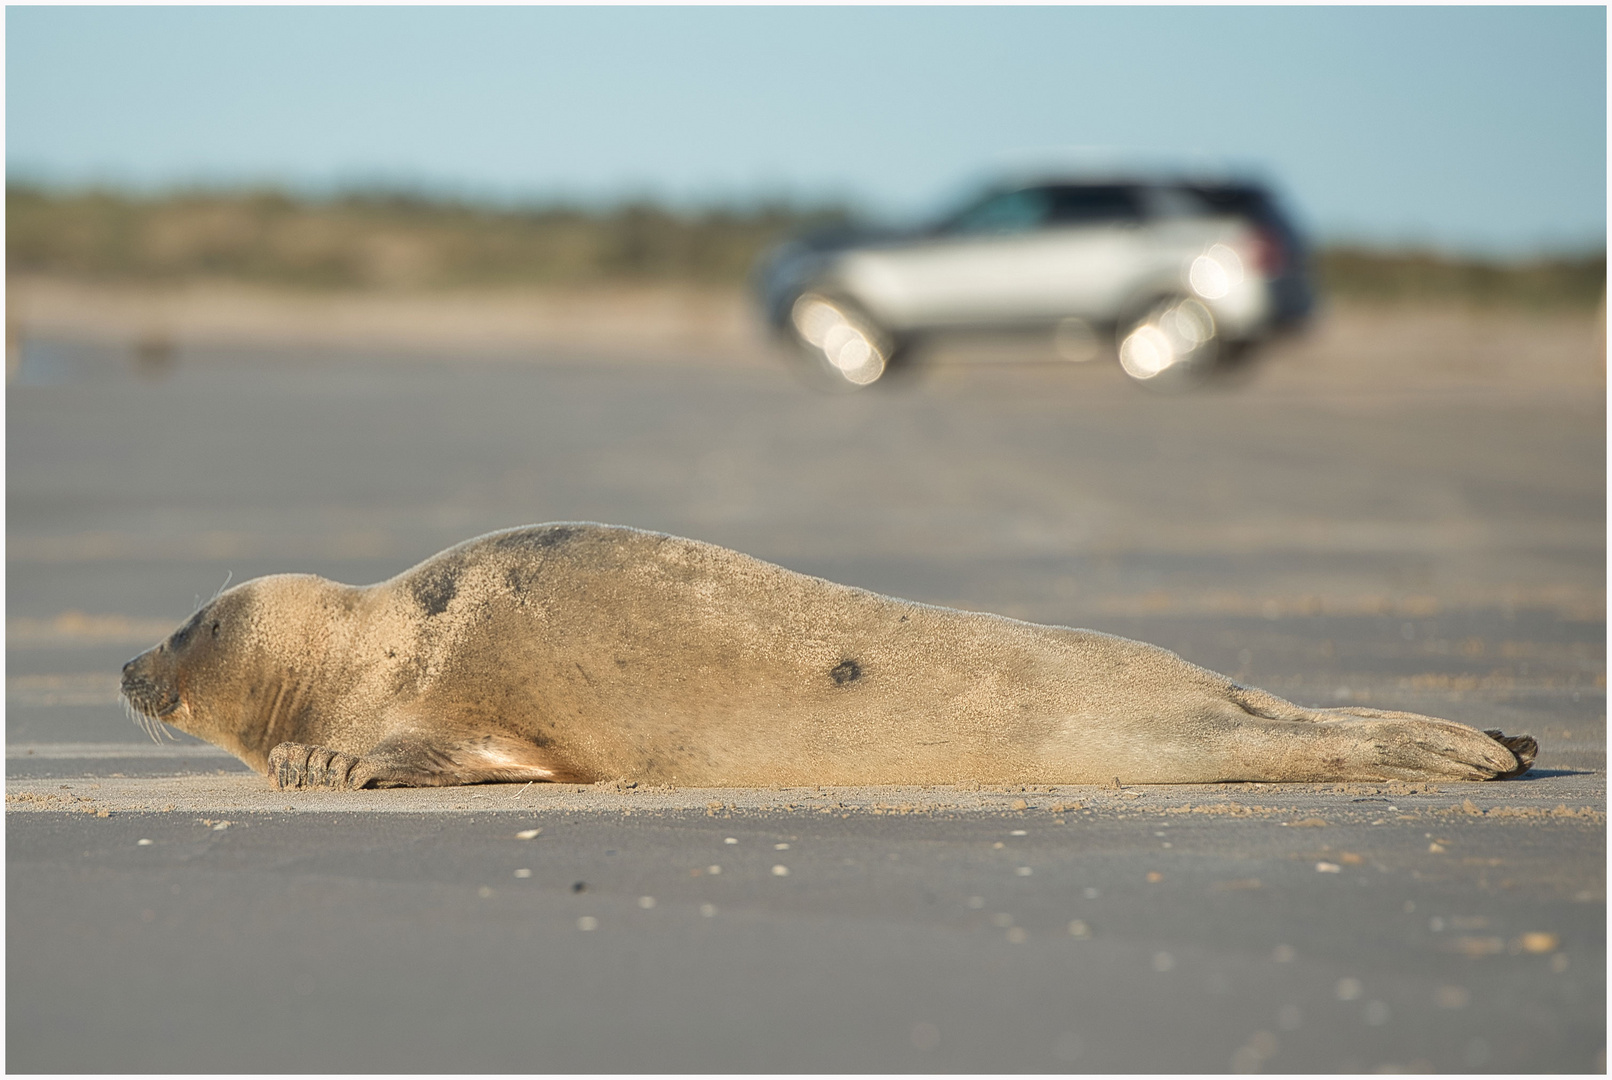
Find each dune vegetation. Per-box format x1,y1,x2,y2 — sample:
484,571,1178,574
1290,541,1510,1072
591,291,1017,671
7,183,1604,310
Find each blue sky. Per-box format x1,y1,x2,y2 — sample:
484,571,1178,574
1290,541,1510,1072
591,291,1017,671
7,6,1606,256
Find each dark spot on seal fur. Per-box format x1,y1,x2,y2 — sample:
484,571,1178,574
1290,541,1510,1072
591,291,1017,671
170,608,206,649
500,527,588,594
830,659,862,686
496,525,581,551
413,565,459,616
572,881,587,893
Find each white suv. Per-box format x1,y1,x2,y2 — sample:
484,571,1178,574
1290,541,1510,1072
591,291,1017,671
754,176,1314,389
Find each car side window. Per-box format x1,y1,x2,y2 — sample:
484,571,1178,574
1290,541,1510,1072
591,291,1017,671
1141,186,1211,220
941,189,1053,236
1044,186,1144,226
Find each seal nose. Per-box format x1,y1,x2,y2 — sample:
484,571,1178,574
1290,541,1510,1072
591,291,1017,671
121,658,139,696
121,652,151,689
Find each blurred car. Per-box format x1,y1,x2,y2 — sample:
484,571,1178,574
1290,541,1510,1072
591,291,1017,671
754,175,1314,389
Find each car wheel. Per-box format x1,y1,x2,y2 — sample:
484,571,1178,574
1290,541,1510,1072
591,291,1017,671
1115,296,1221,390
787,293,898,390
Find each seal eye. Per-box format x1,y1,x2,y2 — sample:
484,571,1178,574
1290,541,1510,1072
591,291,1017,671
211,621,221,638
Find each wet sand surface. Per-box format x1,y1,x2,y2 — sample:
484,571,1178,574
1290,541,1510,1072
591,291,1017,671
6,306,1604,1071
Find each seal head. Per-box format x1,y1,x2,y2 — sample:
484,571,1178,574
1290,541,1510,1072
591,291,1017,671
121,575,359,770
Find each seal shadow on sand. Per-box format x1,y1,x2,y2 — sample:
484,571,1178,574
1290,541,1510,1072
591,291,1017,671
1510,767,1589,781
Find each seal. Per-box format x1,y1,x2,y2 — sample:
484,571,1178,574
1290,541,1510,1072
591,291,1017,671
120,523,1537,789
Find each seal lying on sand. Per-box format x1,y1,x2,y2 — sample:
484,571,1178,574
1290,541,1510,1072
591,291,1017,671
121,523,1536,790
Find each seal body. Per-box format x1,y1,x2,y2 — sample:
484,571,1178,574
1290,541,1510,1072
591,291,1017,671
121,523,1535,789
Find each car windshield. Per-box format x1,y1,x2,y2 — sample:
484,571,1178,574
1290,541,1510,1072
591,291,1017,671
940,188,1053,235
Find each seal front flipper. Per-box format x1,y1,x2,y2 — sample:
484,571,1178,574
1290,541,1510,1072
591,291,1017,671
268,731,578,790
269,743,364,790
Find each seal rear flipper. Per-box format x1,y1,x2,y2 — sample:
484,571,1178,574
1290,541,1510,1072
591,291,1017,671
1483,729,1538,778
268,732,581,790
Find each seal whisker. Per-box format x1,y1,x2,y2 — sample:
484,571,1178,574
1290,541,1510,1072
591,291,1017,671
124,695,158,744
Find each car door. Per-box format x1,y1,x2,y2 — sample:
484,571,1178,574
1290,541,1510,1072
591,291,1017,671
1024,185,1154,319
837,185,1147,328
835,188,1054,327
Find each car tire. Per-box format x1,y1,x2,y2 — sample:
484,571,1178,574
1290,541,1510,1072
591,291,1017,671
786,293,902,391
1115,295,1222,391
